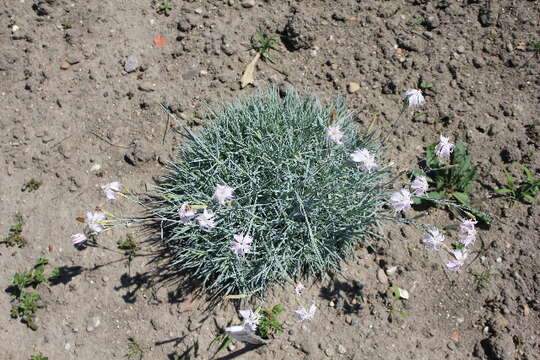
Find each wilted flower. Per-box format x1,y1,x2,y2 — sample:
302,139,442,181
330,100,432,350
458,219,477,246
86,211,106,233
197,209,216,229
294,282,305,296
350,148,378,171
71,233,87,245
326,124,344,145
101,181,121,200
295,302,317,322
401,89,425,108
178,203,196,224
231,233,253,256
435,135,454,161
239,309,261,332
390,188,412,212
411,176,428,196
212,184,234,205
445,249,468,271
421,229,445,250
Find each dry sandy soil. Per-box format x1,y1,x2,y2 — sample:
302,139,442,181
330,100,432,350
1,0,539,359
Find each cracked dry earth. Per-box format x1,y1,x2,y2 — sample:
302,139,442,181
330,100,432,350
0,0,539,359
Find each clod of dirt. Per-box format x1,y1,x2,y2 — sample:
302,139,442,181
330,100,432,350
478,2,499,27
241,0,255,8
347,82,360,94
281,11,316,51
481,333,515,360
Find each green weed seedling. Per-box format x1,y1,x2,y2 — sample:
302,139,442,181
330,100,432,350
157,1,172,16
251,29,278,62
494,164,540,204
117,235,139,260
11,292,41,330
9,258,61,330
256,305,284,339
126,337,147,360
472,271,492,290
414,140,492,223
30,353,48,360
22,178,42,192
2,213,26,247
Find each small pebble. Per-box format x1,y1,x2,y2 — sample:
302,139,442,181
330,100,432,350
124,55,139,73
241,0,255,8
337,344,347,354
347,82,360,93
324,347,335,357
377,268,389,285
60,61,70,70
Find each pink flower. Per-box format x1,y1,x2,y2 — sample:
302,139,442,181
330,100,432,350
295,302,317,322
421,229,445,250
231,233,253,256
445,249,468,271
294,282,305,296
239,309,261,332
101,182,121,200
86,211,106,233
458,219,477,246
178,203,196,224
197,209,216,229
326,125,344,144
411,176,428,196
212,184,234,205
350,148,378,171
390,188,412,212
435,135,454,161
401,89,425,108
71,233,87,245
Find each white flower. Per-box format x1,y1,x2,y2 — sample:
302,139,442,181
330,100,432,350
86,211,106,233
101,181,121,200
326,125,344,145
458,219,477,246
421,229,445,250
239,309,261,332
224,325,267,345
71,233,87,245
196,209,216,229
350,148,378,171
231,233,253,256
295,302,317,322
435,135,454,161
178,203,196,224
401,89,425,108
390,188,413,212
411,176,429,196
294,282,305,296
445,249,468,271
212,184,234,205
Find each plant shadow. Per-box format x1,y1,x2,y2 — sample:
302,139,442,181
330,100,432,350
319,278,365,315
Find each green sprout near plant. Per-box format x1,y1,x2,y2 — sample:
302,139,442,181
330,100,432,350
61,19,72,29
157,1,172,16
30,353,48,360
256,304,284,339
22,178,42,192
11,292,41,330
251,29,278,59
494,164,540,204
472,271,492,290
126,337,147,360
1,213,26,247
8,258,61,330
413,140,492,223
117,234,139,260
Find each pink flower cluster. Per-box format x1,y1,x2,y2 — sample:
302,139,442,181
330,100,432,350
421,218,478,271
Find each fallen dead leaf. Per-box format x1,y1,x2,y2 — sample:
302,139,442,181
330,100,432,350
240,52,261,88
154,34,166,47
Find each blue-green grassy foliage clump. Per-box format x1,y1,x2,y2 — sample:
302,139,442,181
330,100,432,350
152,89,390,297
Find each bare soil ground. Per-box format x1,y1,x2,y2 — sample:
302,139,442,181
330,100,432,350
1,0,539,359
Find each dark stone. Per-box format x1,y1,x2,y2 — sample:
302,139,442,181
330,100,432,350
281,12,316,51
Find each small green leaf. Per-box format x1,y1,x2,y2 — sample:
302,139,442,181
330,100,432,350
452,192,470,204
503,169,514,189
523,194,537,203
494,188,512,195
424,191,443,199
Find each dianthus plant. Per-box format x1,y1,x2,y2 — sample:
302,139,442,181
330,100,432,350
150,89,390,297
